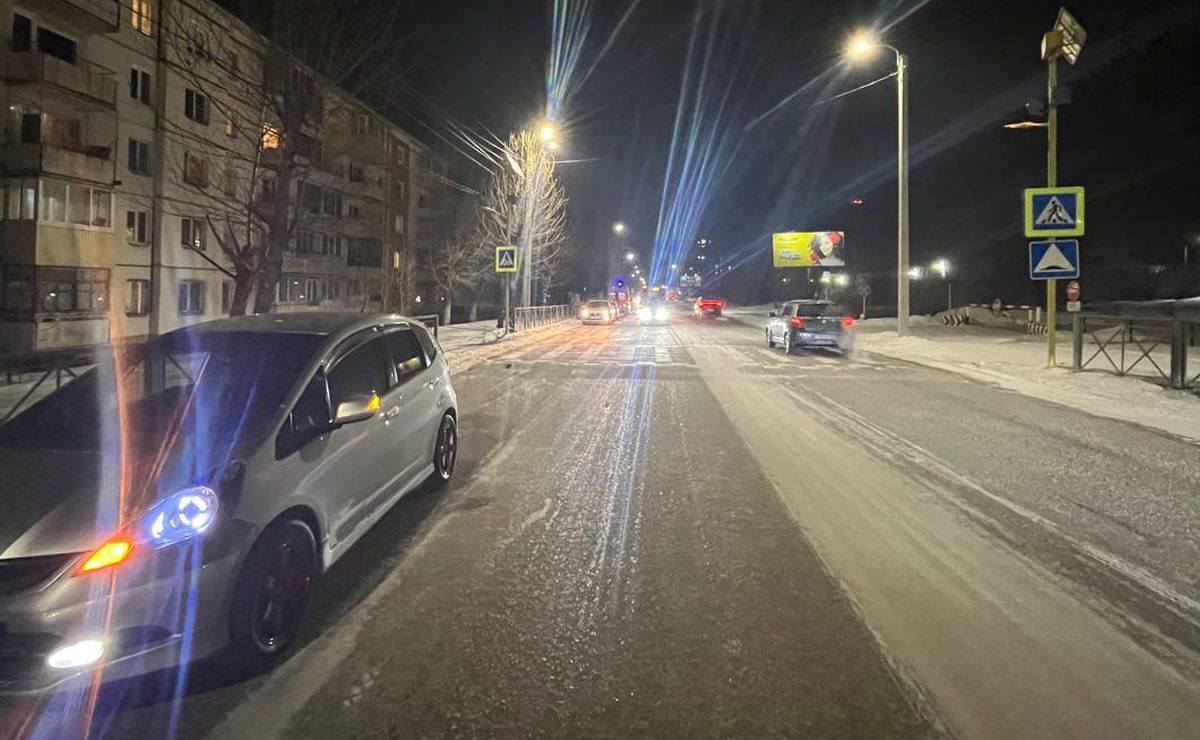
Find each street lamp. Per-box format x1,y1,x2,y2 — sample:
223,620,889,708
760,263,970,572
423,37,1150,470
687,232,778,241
670,263,678,270
612,222,626,235
834,274,850,287
907,266,924,280
845,29,909,336
625,251,636,262
539,123,556,142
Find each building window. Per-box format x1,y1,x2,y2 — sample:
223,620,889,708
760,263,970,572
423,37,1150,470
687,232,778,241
6,181,37,220
128,138,151,175
261,125,280,149
225,114,237,138
348,164,364,183
183,151,210,188
131,0,153,36
222,164,236,196
39,181,111,228
321,234,343,256
322,191,342,216
294,231,314,254
125,279,149,316
393,214,405,234
181,217,206,250
129,68,150,104
221,280,233,313
34,267,109,314
126,209,148,244
37,26,76,63
347,204,361,218
184,89,209,124
347,238,382,267
178,280,204,315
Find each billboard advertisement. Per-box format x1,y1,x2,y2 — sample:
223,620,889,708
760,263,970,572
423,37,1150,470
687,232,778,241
772,231,845,267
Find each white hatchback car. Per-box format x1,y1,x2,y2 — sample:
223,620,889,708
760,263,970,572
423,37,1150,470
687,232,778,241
0,313,457,693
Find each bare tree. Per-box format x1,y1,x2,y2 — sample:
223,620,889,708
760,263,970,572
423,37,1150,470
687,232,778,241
476,130,569,306
161,0,406,314
429,201,489,324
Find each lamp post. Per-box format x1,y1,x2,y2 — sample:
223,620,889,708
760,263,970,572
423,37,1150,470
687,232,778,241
845,31,909,336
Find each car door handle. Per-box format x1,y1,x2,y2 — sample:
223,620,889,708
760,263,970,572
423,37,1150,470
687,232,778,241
382,406,400,420
428,376,441,387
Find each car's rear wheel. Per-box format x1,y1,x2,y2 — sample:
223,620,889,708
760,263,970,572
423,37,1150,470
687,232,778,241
766,328,776,348
783,331,793,355
432,412,458,485
227,519,317,673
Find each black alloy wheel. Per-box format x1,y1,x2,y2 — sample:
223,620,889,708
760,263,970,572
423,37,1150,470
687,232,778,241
433,413,458,484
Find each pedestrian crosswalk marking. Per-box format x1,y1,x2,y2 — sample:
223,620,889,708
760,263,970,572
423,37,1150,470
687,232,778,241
1034,196,1074,225
1033,243,1074,273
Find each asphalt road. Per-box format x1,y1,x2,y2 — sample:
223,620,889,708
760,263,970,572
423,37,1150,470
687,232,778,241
7,308,1200,739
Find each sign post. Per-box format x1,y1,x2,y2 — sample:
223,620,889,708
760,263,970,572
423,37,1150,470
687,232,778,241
856,279,871,320
496,246,518,334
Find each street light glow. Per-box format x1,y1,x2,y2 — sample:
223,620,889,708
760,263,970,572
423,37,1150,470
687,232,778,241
613,222,626,235
670,264,678,270
908,266,925,280
835,274,850,287
932,258,950,278
539,124,556,142
625,251,636,262
845,30,879,60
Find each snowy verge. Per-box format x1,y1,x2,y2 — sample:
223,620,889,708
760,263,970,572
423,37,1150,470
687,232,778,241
857,324,1199,443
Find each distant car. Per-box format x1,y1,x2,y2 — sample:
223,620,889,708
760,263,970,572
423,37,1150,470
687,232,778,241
694,297,725,318
766,300,856,354
0,313,458,693
638,301,671,325
579,299,616,325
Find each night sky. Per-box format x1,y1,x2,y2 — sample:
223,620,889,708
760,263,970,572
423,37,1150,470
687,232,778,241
397,0,1200,309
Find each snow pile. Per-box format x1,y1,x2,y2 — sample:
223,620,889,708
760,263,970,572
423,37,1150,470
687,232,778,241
858,324,1199,442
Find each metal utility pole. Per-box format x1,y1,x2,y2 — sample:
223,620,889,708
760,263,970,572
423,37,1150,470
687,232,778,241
896,51,911,336
1045,44,1059,367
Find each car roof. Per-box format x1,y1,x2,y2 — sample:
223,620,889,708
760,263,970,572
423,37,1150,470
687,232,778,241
170,312,418,338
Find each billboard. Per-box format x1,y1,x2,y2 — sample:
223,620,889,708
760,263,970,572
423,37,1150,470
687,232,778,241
772,231,845,267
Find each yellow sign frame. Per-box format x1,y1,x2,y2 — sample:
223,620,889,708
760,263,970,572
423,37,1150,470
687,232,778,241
495,245,518,273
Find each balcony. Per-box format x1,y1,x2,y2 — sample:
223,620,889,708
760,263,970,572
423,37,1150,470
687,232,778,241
324,130,387,162
2,142,113,184
39,0,119,32
3,52,117,109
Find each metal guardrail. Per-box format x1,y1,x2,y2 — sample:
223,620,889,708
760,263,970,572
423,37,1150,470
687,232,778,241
513,305,571,332
1072,313,1198,390
411,313,440,339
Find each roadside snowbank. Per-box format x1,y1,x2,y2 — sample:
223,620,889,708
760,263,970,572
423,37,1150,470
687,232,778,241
857,323,1199,443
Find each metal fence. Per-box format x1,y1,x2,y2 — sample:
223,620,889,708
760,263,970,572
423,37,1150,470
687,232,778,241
1072,312,1199,390
1,345,106,423
513,304,572,332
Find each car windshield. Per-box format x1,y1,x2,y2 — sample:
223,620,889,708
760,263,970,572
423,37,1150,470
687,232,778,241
0,331,323,453
586,300,610,308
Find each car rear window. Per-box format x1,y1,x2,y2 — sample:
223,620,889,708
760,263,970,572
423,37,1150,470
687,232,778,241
795,303,839,317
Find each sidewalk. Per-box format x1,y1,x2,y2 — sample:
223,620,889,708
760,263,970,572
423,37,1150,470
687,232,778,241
857,320,1199,442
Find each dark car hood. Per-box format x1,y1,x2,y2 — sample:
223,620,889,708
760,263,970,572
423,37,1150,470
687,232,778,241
0,448,116,559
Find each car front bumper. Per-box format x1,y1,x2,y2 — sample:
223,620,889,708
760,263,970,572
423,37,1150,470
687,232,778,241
0,542,242,694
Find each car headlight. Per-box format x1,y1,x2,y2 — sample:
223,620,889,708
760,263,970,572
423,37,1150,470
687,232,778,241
654,307,669,320
78,486,219,574
638,307,652,320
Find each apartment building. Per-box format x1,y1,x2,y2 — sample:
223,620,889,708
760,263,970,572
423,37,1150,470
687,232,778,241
0,0,448,353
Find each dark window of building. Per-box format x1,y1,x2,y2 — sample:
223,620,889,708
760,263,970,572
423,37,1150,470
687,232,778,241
12,15,32,52
178,280,205,315
37,27,76,64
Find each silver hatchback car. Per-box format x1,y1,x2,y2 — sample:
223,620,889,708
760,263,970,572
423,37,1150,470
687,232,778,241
0,313,457,693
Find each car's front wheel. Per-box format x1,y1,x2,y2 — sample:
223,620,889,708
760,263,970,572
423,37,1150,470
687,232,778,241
766,328,776,348
227,518,317,672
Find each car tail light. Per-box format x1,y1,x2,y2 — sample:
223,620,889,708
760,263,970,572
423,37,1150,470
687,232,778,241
79,539,134,574
843,316,856,328
790,316,805,329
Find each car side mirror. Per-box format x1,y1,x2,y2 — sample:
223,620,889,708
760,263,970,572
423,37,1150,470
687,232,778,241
768,311,777,317
333,394,380,425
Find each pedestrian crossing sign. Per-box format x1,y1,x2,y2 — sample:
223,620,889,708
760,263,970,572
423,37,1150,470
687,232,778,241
1024,186,1085,237
495,246,518,273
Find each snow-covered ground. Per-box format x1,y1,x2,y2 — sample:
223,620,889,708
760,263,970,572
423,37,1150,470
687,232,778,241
856,320,1199,443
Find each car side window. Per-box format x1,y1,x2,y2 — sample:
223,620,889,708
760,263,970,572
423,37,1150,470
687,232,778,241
327,337,388,408
414,325,438,364
782,303,794,317
276,373,329,457
383,328,427,387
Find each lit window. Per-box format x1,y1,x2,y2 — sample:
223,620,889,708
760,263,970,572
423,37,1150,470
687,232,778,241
261,125,280,150
130,0,152,36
